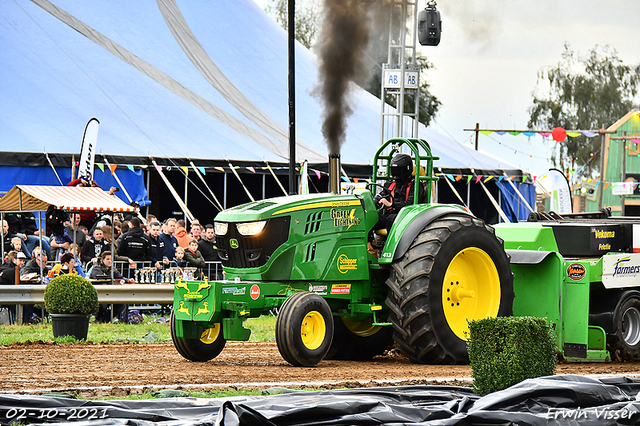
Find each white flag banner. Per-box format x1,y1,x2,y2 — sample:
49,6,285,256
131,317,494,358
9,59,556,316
78,117,99,180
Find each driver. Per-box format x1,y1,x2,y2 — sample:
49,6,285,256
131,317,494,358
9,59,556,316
374,153,426,232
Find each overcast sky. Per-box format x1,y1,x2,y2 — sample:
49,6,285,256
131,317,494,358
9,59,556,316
254,0,640,176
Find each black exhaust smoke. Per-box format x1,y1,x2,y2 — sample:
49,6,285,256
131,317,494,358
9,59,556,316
316,0,372,192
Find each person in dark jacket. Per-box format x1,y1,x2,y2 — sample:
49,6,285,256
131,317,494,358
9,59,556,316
184,239,206,279
81,227,110,268
89,251,132,322
374,153,426,232
20,247,49,279
158,218,178,262
117,218,153,263
0,251,28,323
5,212,51,258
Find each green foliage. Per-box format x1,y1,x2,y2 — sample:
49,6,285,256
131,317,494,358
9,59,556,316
44,274,99,315
266,0,320,49
468,316,557,396
529,44,640,175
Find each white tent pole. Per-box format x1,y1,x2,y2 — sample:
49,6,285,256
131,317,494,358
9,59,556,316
228,161,255,202
189,161,223,211
265,163,288,196
504,174,535,213
151,159,195,222
44,152,63,185
477,178,511,223
437,169,468,209
102,157,133,203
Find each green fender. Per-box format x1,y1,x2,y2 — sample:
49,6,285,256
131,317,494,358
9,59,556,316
378,204,472,264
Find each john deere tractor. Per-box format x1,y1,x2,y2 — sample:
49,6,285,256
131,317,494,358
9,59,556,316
171,137,514,366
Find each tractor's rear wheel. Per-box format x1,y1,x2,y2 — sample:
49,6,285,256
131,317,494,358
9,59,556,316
276,292,333,366
610,295,640,361
385,214,514,364
325,316,394,360
171,312,226,362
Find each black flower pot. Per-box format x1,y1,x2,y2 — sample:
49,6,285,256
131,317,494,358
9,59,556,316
50,314,91,340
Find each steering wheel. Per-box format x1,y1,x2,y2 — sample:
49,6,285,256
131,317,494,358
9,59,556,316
366,182,388,211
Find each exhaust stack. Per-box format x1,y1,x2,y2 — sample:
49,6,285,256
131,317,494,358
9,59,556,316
329,154,341,195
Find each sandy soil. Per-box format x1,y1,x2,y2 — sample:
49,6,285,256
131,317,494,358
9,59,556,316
2,341,640,398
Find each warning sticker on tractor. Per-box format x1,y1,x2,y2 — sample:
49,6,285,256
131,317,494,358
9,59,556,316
331,284,351,294
602,253,640,289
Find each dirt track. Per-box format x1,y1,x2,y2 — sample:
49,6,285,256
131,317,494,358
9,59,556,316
2,341,640,398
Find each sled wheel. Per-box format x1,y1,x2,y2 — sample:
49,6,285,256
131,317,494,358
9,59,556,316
276,292,333,366
325,316,393,360
171,312,226,362
610,296,640,361
385,214,514,364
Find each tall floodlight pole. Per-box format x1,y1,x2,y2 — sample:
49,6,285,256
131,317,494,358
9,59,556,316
288,0,297,195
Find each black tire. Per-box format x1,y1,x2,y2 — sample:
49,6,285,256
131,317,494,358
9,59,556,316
171,312,226,362
276,292,333,367
610,296,640,361
325,316,393,360
385,214,514,364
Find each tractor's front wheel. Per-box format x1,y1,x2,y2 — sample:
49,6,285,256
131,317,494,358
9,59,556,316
386,214,514,364
276,292,333,366
171,312,226,362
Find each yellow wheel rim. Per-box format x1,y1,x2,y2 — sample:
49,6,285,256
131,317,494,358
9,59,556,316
442,247,501,340
200,323,221,344
341,317,381,337
301,311,326,350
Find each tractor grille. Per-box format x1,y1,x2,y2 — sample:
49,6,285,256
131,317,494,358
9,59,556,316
216,217,290,268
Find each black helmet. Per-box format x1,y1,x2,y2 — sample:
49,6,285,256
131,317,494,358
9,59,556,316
390,153,412,181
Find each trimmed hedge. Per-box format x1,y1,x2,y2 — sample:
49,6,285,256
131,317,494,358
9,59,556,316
44,274,99,315
468,316,557,395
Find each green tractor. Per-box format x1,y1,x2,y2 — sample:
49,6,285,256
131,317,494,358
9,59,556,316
171,137,514,366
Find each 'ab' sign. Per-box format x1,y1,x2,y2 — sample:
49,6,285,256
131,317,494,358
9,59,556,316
383,70,419,89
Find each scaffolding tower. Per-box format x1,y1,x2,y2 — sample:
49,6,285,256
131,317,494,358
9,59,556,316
380,0,421,145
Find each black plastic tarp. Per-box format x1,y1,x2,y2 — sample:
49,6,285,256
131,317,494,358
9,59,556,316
2,375,640,425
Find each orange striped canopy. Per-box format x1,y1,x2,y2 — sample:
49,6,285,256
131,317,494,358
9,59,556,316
0,185,136,212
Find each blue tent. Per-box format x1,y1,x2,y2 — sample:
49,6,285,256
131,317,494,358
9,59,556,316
0,0,533,221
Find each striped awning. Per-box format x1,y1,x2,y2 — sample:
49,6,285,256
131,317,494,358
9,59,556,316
0,185,136,212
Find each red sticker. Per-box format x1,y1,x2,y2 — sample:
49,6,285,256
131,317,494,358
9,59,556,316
250,284,260,300
567,263,586,281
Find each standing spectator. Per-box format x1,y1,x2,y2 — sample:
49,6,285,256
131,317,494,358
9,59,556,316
184,239,206,279
198,224,219,261
117,218,153,264
190,222,203,242
174,219,190,248
148,221,167,268
159,218,178,262
81,227,110,268
173,246,187,268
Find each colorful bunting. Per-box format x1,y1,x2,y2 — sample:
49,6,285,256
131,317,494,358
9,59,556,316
314,170,321,180
180,166,189,175
127,165,135,172
214,166,224,172
247,166,256,173
109,164,117,175
96,163,104,172
198,167,206,175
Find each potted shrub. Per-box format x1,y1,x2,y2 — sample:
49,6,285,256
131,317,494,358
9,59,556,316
44,274,99,340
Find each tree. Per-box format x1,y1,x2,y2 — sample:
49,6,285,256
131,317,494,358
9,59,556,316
266,0,320,49
529,44,640,176
265,0,441,126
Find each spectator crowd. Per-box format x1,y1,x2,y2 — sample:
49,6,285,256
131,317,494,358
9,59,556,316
0,210,222,324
